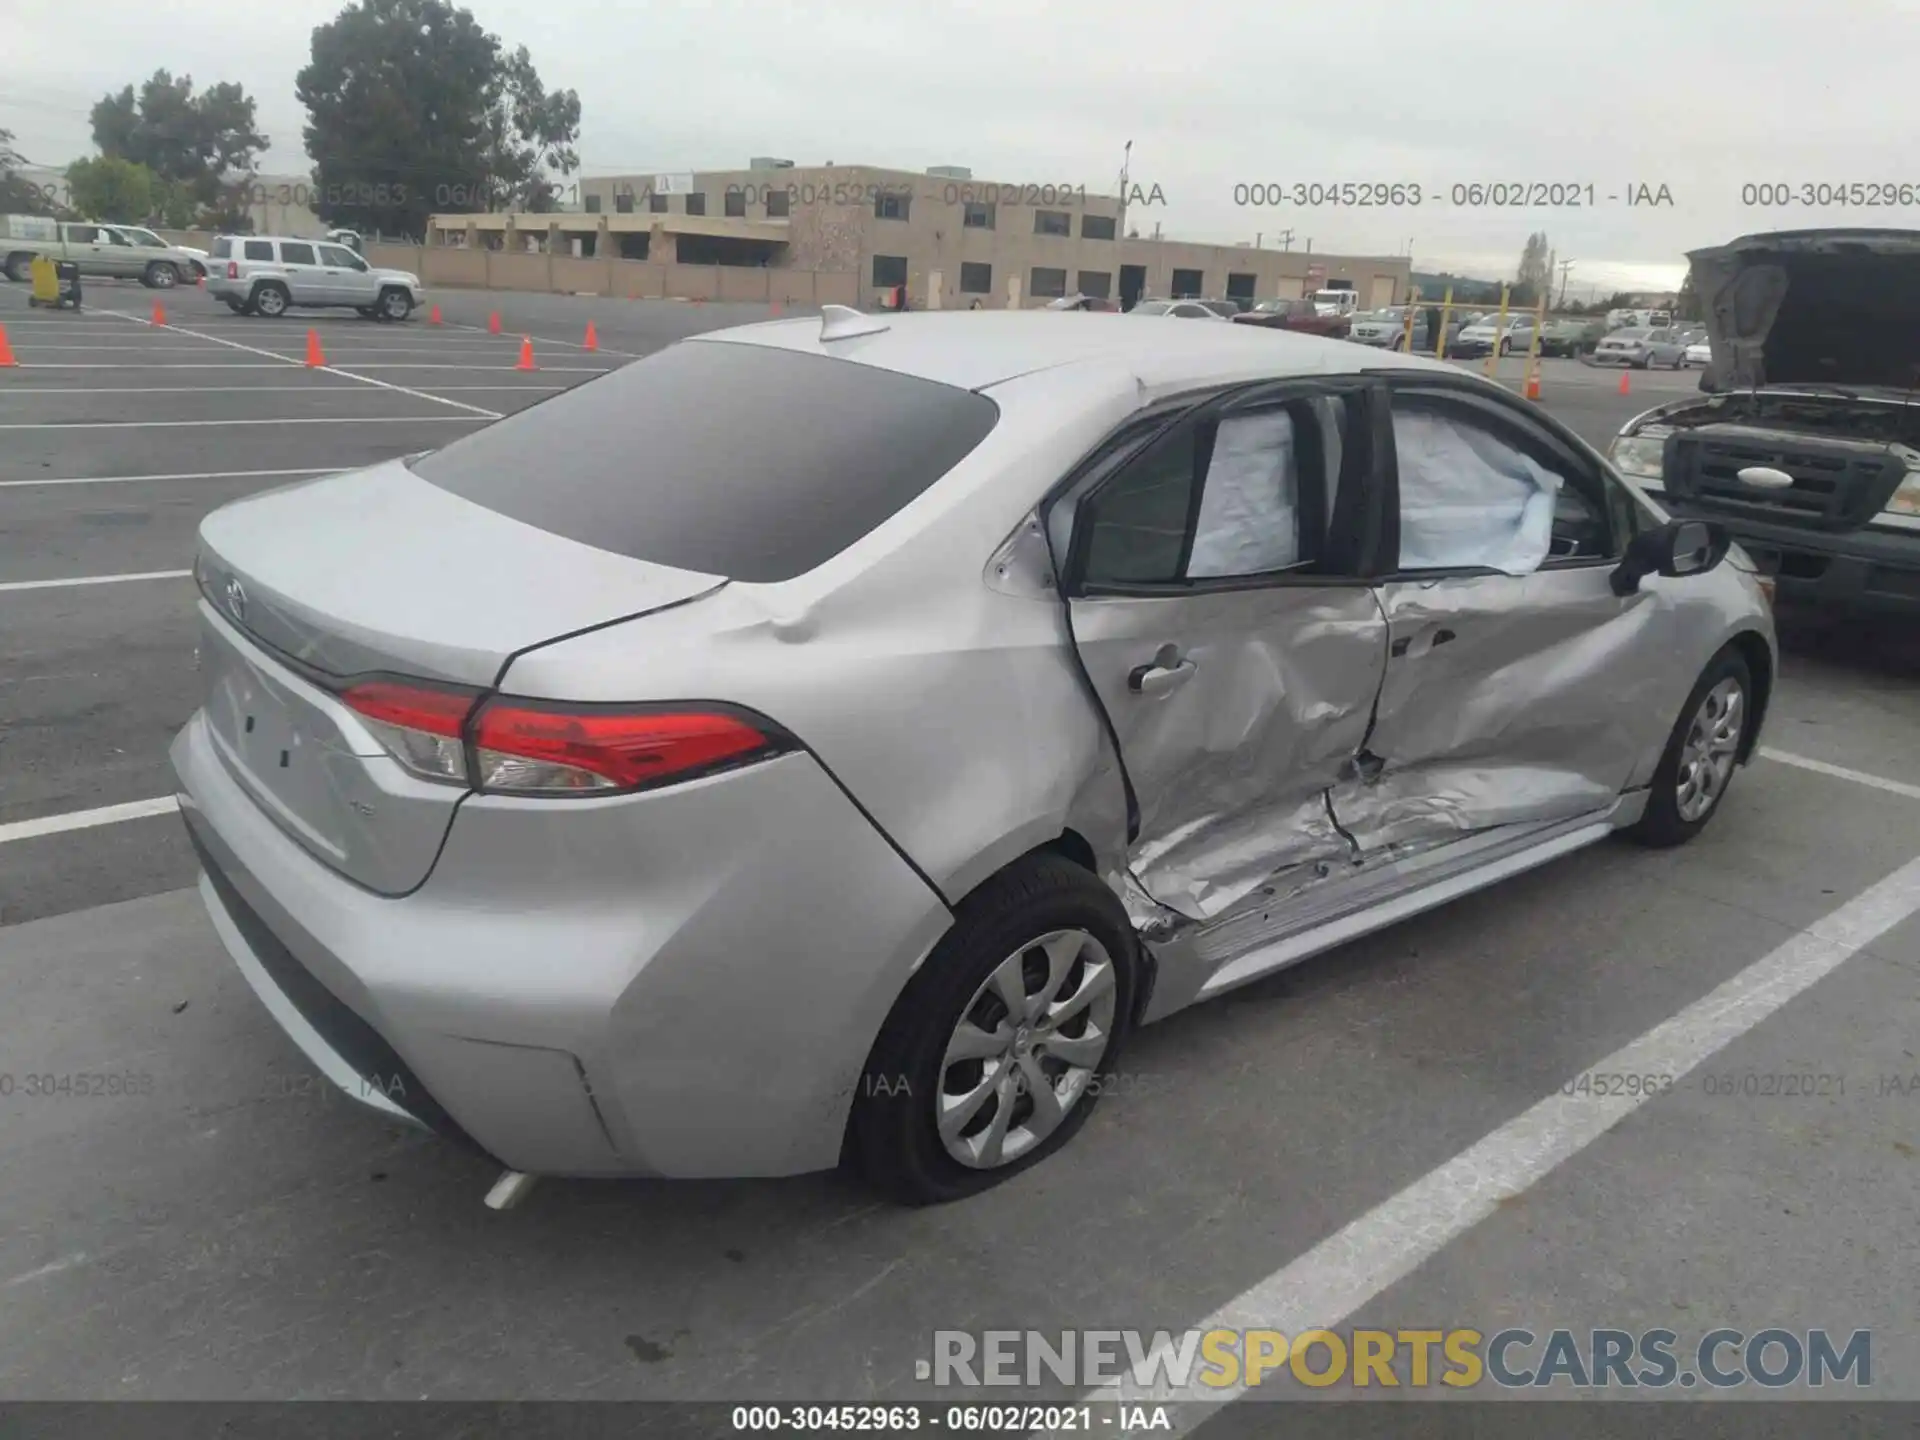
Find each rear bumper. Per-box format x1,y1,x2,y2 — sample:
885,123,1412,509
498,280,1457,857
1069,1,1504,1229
1647,493,1920,616
171,710,953,1179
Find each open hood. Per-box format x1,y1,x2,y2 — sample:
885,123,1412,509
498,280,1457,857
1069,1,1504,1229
1689,229,1920,392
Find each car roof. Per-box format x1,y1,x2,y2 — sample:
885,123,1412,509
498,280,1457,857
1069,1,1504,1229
693,310,1444,392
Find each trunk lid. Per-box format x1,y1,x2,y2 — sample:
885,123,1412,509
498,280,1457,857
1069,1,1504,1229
1689,228,1920,391
193,459,725,892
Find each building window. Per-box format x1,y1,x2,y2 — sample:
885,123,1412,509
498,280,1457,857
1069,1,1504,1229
963,201,995,230
1034,209,1071,237
1226,272,1257,302
614,189,634,214
1030,266,1069,298
684,192,706,216
725,189,746,217
875,192,910,221
873,254,908,287
1081,213,1116,241
649,192,668,213
1171,268,1205,297
766,189,790,218
585,194,602,214
1077,271,1112,299
960,262,992,294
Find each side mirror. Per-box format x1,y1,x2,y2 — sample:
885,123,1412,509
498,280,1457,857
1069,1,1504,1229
1610,519,1730,596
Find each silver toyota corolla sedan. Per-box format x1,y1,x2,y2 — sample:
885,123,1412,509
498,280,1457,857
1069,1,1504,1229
172,307,1777,1207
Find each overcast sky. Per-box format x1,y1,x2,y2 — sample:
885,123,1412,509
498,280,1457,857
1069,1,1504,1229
6,0,1916,295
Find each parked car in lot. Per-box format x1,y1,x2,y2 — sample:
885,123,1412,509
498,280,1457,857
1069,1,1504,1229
1233,296,1351,337
105,224,208,279
1127,298,1228,320
205,233,424,319
172,307,1776,1206
1045,294,1119,311
1592,326,1689,368
2,214,203,287
1451,314,1537,358
1537,318,1604,357
1192,298,1248,318
1682,333,1712,366
1610,227,1920,616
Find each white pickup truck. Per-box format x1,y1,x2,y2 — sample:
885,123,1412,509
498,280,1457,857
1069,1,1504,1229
1,215,204,288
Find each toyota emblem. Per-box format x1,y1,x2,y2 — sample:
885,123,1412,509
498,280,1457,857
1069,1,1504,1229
224,575,248,623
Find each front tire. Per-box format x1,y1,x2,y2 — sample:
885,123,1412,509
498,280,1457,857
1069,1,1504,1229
849,852,1138,1205
378,287,413,321
1625,648,1753,848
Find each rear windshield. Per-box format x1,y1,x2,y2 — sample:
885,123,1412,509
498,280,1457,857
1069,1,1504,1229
409,339,1001,583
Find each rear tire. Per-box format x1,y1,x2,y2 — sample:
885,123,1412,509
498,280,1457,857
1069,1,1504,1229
1624,648,1753,848
849,852,1138,1205
143,261,177,289
4,252,32,283
249,282,290,318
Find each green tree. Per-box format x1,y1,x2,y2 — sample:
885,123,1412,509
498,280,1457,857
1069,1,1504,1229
1,128,59,213
65,155,157,222
1513,231,1551,308
296,0,581,238
90,70,268,223
1674,269,1704,321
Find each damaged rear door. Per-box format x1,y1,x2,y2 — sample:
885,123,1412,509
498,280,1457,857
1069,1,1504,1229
1053,378,1391,921
1331,380,1664,856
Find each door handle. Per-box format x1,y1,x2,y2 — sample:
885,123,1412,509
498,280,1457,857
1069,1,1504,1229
1128,658,1196,695
1390,627,1456,659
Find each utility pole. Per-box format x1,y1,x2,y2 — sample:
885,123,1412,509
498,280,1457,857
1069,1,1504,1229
1117,140,1132,242
1274,228,1295,251
1556,258,1575,308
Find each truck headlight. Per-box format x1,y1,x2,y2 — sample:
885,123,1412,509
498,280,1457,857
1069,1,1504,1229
1608,426,1670,480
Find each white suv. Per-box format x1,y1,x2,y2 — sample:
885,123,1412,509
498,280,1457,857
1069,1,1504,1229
205,235,424,320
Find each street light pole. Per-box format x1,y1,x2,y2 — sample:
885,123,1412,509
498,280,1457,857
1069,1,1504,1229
1118,140,1132,239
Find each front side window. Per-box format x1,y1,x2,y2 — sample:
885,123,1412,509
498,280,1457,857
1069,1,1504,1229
318,244,363,268
1388,396,1578,575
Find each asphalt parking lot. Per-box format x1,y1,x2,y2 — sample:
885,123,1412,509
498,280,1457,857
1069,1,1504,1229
2,280,1916,1420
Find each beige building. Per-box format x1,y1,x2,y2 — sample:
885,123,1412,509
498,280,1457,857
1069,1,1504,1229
426,160,1409,311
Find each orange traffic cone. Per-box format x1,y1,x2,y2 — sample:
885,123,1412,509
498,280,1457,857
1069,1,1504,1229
196,272,205,288
1617,369,1631,396
152,301,167,325
1524,371,1541,401
516,336,536,371
582,321,598,352
428,304,443,325
488,311,502,335
305,329,326,368
0,324,15,368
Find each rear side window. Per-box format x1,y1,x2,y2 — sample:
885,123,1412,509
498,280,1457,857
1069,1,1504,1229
280,241,317,265
243,240,273,261
409,341,1000,583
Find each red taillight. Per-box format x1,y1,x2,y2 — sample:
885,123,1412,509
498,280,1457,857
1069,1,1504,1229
340,679,478,785
226,260,239,279
341,680,473,736
471,702,779,794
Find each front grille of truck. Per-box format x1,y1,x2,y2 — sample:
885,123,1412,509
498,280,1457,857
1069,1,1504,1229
1664,428,1904,532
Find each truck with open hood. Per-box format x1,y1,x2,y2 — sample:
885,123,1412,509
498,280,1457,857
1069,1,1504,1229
1607,229,1920,615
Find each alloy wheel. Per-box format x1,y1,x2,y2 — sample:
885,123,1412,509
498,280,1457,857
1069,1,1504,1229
1676,677,1744,822
936,929,1118,1170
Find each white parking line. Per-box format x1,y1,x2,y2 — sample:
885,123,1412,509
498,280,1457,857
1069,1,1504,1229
0,386,565,396
0,467,339,490
441,318,644,358
6,363,309,370
1760,747,1920,802
0,570,192,593
95,311,503,420
0,797,179,846
0,416,481,431
2,344,258,352
331,364,613,372
1086,850,1920,1422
